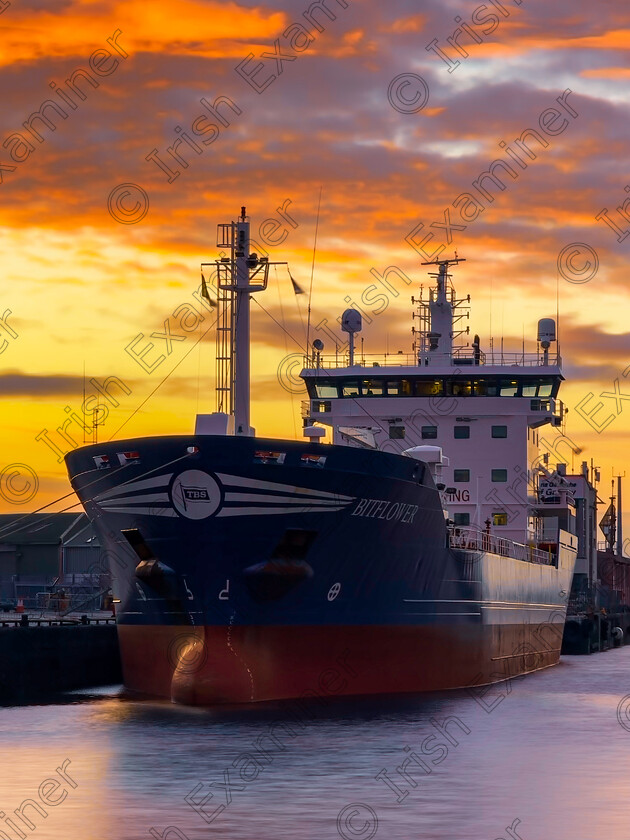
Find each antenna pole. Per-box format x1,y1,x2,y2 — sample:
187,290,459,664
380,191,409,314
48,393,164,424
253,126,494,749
82,361,86,445
234,206,251,436
306,186,322,351
618,474,623,556
556,270,560,362
615,472,626,556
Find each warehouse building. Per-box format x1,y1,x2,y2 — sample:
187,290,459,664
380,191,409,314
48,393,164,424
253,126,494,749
0,513,109,610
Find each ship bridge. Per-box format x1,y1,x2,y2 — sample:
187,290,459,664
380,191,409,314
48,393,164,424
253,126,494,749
299,257,567,547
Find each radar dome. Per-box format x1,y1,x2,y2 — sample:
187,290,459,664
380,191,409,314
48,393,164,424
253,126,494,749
537,318,556,346
341,309,362,334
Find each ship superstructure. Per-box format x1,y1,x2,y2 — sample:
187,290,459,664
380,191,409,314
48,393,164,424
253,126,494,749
65,211,578,706
302,259,571,553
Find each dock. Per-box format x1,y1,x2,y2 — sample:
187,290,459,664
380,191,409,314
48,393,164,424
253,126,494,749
0,611,121,703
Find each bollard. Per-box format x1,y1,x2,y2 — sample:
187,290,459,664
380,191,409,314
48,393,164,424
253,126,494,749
20,613,29,627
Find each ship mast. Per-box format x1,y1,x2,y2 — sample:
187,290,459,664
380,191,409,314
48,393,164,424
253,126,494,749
234,208,252,436
413,256,469,365
210,207,286,436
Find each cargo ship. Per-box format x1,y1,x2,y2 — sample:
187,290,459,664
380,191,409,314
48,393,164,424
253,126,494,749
65,207,577,704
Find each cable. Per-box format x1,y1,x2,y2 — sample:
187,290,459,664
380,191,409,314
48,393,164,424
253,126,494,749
251,296,308,355
107,316,218,440
306,186,322,351
0,450,193,543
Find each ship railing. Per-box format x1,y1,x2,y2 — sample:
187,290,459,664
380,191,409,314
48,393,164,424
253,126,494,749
303,351,560,369
448,526,555,565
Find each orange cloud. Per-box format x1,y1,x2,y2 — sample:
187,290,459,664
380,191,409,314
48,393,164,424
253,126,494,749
0,0,286,66
581,67,630,79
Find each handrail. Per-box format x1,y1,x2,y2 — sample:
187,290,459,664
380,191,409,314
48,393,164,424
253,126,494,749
0,615,116,627
303,351,560,370
449,526,555,565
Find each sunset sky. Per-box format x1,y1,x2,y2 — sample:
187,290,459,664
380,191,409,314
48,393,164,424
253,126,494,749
0,0,629,539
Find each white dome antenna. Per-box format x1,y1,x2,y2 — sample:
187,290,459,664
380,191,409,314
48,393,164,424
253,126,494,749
341,308,362,366
538,318,556,365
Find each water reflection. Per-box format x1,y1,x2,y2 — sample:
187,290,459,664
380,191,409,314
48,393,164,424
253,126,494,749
1,651,630,839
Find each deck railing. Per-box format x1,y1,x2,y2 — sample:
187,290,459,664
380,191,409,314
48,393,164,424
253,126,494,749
449,526,556,565
303,350,560,370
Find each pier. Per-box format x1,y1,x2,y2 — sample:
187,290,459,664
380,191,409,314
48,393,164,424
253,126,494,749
0,612,121,703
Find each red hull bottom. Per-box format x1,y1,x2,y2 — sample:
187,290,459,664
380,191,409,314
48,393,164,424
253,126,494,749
117,622,564,705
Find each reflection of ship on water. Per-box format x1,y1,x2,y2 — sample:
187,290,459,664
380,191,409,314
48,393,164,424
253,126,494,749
66,206,581,705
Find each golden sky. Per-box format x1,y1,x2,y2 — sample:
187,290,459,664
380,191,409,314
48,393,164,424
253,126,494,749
0,0,629,535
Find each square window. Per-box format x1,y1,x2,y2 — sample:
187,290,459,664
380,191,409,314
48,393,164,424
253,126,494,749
421,426,437,439
491,469,508,482
454,513,470,526
491,425,507,438
454,469,470,482
493,512,508,526
454,426,470,439
389,425,405,439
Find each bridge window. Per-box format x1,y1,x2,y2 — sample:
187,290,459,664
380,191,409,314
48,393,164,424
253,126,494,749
421,426,437,439
450,380,472,397
453,513,470,526
491,469,508,482
342,382,360,397
499,379,519,397
539,381,553,397
454,426,470,439
315,383,338,398
522,383,537,397
415,379,443,396
492,425,508,438
454,469,470,482
361,379,384,396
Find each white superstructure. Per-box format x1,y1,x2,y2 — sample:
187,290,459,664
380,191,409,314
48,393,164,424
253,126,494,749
301,258,573,547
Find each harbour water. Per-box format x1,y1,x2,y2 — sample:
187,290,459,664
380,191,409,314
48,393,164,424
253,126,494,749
1,647,629,840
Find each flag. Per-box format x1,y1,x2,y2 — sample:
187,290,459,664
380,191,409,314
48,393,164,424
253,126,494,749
600,503,615,537
200,273,217,307
289,270,305,295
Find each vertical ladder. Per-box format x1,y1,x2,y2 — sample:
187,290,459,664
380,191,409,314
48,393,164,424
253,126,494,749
215,223,236,414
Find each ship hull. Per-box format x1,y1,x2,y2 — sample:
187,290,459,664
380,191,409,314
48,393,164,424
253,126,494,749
117,622,564,705
65,435,576,705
